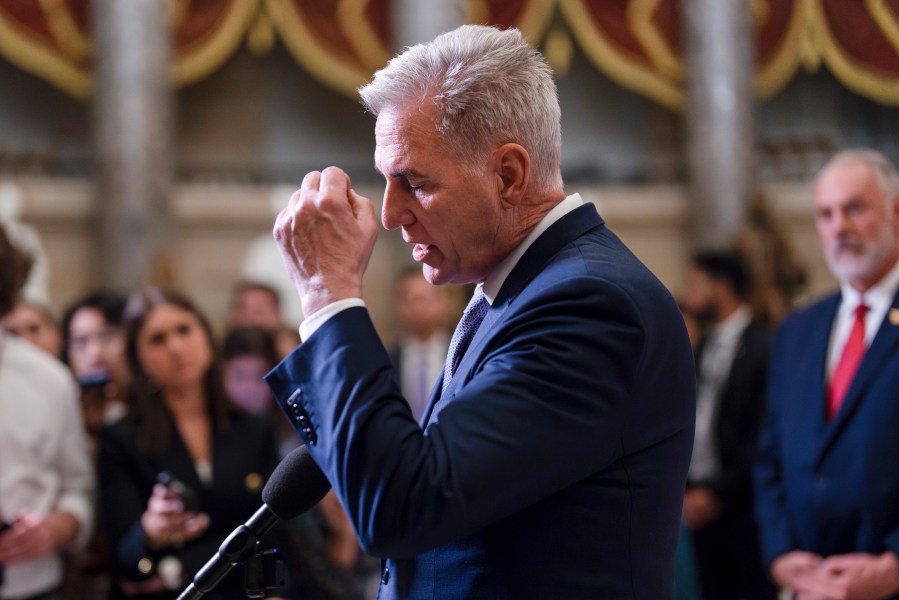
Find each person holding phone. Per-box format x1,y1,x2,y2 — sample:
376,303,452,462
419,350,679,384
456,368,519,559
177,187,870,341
97,287,279,599
61,292,132,443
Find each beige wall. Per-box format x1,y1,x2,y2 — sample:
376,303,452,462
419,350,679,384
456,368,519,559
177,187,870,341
3,175,835,347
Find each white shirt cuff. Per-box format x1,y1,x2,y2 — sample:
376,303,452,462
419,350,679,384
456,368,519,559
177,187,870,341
299,298,366,341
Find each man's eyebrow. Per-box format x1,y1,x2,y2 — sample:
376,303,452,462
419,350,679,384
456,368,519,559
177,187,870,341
380,167,425,180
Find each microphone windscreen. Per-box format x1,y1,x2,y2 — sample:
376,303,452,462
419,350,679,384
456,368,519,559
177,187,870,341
262,445,331,519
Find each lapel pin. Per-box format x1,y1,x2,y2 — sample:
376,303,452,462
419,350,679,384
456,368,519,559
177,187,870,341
890,308,899,326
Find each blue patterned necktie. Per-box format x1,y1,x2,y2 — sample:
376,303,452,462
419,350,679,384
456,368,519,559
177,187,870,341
442,286,490,393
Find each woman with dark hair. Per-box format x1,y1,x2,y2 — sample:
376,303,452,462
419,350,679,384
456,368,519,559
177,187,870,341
97,287,279,599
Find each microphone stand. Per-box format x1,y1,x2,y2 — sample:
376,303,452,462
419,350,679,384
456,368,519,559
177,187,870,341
176,505,282,600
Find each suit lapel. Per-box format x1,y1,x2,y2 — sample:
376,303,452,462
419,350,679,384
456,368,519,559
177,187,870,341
822,290,899,451
493,204,604,307
421,204,604,426
159,414,206,494
799,296,839,459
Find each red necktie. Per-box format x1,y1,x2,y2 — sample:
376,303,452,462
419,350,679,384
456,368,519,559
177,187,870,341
828,303,869,420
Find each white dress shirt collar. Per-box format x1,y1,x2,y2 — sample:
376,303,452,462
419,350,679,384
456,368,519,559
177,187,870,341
708,304,753,347
481,193,585,305
827,256,899,373
838,256,899,318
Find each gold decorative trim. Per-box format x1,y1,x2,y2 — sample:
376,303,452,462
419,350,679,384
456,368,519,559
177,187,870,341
171,0,261,87
810,0,899,106
514,0,558,45
0,4,90,98
267,0,371,98
797,0,821,71
559,0,682,110
753,0,804,100
169,0,191,30
337,0,389,72
38,0,91,60
628,0,682,80
544,24,574,76
464,0,557,45
466,0,490,25
247,4,276,56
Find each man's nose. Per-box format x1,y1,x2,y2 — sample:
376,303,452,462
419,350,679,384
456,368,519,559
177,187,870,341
381,182,414,230
830,210,853,235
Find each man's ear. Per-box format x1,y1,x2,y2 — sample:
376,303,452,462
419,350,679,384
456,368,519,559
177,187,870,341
492,143,530,206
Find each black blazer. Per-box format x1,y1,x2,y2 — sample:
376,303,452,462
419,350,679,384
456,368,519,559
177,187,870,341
97,410,280,599
693,318,771,512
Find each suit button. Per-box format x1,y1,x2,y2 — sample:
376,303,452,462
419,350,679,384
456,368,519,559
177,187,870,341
814,475,828,488
381,565,390,584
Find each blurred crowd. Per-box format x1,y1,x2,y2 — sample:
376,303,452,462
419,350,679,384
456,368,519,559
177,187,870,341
2,146,899,600
0,227,382,600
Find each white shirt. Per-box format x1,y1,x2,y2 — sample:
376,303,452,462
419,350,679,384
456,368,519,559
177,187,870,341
299,193,585,339
826,257,899,377
689,305,753,482
0,331,94,598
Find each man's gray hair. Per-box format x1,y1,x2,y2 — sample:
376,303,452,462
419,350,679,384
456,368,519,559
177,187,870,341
359,25,562,194
819,148,899,200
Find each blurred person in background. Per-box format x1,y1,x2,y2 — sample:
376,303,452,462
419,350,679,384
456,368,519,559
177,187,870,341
221,325,296,455
59,293,130,600
61,293,130,441
389,268,454,422
227,281,283,333
97,287,279,599
681,251,776,600
0,222,94,600
1,299,63,357
227,281,298,359
755,149,899,600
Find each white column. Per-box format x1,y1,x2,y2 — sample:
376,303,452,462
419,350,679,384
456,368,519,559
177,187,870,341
92,0,174,290
683,0,755,248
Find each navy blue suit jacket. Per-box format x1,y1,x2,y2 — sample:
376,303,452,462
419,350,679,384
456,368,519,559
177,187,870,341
267,204,696,599
754,289,899,577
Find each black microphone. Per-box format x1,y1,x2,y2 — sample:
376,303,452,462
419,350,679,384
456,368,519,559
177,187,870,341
177,445,331,600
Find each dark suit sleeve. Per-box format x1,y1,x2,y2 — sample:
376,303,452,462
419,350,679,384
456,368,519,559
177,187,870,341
753,326,797,567
267,276,655,558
